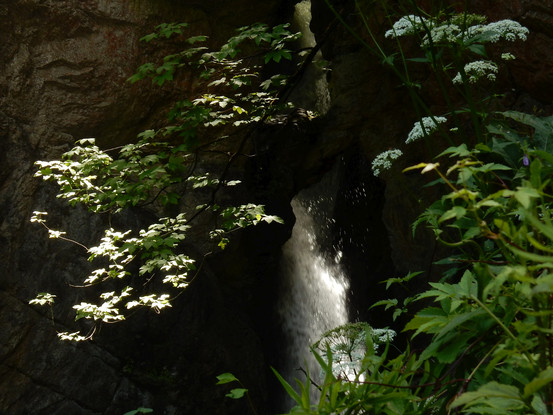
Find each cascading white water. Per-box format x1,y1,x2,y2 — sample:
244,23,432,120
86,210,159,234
276,164,350,406
277,199,349,369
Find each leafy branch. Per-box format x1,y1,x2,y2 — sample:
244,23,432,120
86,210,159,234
29,21,304,340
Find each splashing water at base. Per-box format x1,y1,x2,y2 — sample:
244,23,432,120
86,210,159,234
277,192,349,406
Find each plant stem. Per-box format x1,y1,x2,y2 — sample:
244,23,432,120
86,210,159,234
471,295,538,370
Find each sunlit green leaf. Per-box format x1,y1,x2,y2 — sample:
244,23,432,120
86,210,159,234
216,373,239,385
226,388,248,399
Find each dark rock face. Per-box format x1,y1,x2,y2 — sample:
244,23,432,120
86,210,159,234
1,1,295,414
2,0,553,414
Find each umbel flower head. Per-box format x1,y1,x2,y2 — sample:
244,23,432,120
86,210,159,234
452,60,498,84
372,149,403,177
387,14,529,47
385,15,429,38
406,116,447,144
421,23,462,46
482,19,529,42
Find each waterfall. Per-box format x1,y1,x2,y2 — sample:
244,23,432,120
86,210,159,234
276,164,350,407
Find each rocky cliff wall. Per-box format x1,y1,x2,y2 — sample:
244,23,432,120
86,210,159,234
0,1,297,414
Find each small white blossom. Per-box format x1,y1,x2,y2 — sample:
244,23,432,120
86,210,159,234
484,19,529,42
405,116,447,144
386,15,528,47
385,15,429,38
372,149,403,176
371,328,396,351
421,18,528,46
465,24,485,37
501,52,516,61
421,23,461,46
452,60,498,84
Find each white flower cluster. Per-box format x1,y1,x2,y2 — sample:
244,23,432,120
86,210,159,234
321,326,397,380
371,328,396,351
452,60,498,84
501,52,516,61
421,23,462,46
385,15,429,38
464,24,486,39
405,116,447,144
484,19,529,42
386,13,529,48
421,19,529,46
459,19,529,43
372,149,403,176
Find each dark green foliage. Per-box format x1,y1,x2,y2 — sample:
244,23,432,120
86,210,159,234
276,3,553,414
